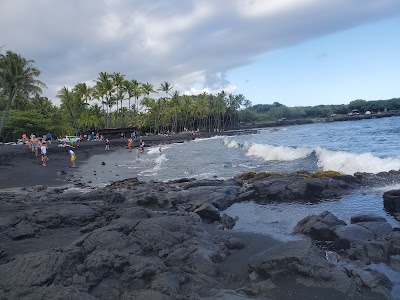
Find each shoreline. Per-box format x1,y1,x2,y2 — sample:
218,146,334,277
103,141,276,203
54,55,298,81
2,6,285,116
0,130,257,190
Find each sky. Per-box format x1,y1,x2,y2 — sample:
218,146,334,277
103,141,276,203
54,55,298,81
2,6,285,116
1,0,400,107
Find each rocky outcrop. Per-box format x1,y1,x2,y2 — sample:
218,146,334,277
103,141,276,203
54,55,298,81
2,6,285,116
0,201,248,299
293,211,400,299
383,189,400,221
2,171,400,299
233,171,358,203
293,211,346,241
294,212,399,264
248,239,392,299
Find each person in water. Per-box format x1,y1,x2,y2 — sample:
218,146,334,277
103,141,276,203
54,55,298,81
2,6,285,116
139,139,145,152
69,149,76,168
136,147,140,160
127,138,133,152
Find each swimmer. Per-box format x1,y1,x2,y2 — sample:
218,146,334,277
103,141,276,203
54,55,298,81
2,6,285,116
136,147,140,160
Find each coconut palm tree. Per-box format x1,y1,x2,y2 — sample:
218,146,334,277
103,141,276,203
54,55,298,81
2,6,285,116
122,80,133,113
95,72,114,128
31,93,54,115
158,81,173,98
131,80,142,114
142,82,156,98
0,51,46,140
112,72,125,126
57,87,80,135
73,83,92,130
91,85,106,128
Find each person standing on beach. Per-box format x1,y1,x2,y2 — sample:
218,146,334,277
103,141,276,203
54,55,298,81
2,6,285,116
40,142,47,166
105,138,110,150
128,137,133,152
31,135,39,157
69,149,76,168
46,132,52,144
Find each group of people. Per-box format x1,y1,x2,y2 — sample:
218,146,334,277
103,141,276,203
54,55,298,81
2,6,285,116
22,133,76,168
125,138,146,160
24,133,49,166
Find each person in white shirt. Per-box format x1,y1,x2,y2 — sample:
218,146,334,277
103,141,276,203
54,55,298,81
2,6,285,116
41,142,47,167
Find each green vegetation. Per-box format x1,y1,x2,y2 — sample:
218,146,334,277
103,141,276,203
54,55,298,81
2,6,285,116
0,49,399,142
311,171,343,178
240,99,400,124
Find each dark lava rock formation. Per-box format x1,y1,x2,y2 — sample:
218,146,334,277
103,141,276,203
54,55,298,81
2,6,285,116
1,170,400,299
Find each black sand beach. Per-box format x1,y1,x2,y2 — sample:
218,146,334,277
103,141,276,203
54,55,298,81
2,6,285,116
0,134,197,189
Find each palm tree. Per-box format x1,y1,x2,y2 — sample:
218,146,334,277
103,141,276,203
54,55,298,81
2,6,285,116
57,87,80,135
158,81,173,98
31,93,53,115
89,103,105,129
95,72,114,128
122,80,133,113
91,85,106,128
142,82,156,98
0,51,46,140
112,72,125,126
131,80,142,114
73,83,92,130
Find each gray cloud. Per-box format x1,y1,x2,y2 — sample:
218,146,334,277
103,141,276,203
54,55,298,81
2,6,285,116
1,0,400,104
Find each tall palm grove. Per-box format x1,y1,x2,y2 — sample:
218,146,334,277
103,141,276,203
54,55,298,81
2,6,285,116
0,50,251,142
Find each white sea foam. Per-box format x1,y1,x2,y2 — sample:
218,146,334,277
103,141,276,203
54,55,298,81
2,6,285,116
147,147,160,155
223,139,241,148
231,163,259,169
193,135,224,142
152,153,168,171
315,147,400,175
374,183,400,192
246,143,313,161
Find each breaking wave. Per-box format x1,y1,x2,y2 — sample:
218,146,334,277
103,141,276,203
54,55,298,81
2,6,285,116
246,143,313,161
224,139,400,175
315,147,400,175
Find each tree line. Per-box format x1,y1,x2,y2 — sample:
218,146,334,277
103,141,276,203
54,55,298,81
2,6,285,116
1,50,399,142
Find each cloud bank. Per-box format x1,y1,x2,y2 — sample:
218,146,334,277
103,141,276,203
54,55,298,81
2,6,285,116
1,0,400,104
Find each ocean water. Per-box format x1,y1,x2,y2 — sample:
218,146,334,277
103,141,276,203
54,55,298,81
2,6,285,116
80,116,400,235
78,116,400,297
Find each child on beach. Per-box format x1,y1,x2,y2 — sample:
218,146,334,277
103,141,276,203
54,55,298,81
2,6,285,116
69,149,76,168
40,142,47,167
105,139,110,151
